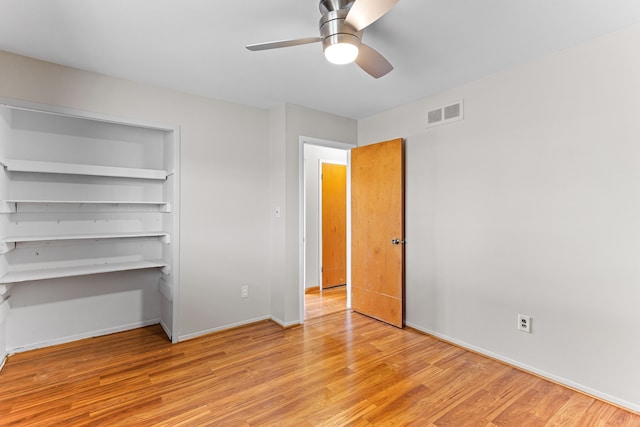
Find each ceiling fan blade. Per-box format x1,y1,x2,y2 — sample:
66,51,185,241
345,0,399,31
246,37,322,51
356,43,393,78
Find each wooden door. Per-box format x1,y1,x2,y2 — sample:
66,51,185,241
351,138,404,327
322,163,347,289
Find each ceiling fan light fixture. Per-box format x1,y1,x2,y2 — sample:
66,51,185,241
323,33,360,64
325,42,359,64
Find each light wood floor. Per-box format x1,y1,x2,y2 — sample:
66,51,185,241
1,310,639,426
304,285,347,319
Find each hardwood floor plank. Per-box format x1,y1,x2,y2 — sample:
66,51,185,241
578,399,640,427
1,310,639,426
433,370,533,426
544,393,596,426
318,399,378,426
304,285,346,319
492,381,574,426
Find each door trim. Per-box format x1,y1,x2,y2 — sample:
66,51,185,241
299,136,356,324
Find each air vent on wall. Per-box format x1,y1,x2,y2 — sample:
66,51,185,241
426,99,464,128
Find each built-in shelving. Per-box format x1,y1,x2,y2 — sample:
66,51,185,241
0,260,169,284
0,158,168,180
0,99,180,351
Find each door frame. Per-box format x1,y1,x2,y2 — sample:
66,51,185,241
318,159,347,291
299,136,356,323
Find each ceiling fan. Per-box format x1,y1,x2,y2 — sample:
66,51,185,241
246,0,399,78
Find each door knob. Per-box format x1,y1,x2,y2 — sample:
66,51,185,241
391,238,405,245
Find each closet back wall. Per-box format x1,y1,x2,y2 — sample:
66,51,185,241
0,50,271,342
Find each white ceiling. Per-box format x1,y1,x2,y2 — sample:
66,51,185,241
1,0,640,119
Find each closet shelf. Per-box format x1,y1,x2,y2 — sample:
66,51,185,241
0,158,167,180
0,260,169,284
1,231,170,244
0,200,171,213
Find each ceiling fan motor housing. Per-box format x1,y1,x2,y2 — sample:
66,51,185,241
319,0,355,14
320,9,361,53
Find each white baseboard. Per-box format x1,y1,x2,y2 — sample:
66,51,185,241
8,318,161,354
178,315,272,342
405,321,640,414
177,315,303,342
269,316,301,329
0,350,7,373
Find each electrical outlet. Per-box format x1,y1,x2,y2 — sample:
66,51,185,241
518,314,531,333
241,285,249,299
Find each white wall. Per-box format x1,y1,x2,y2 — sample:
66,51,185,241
269,105,287,324
270,104,357,325
304,145,347,289
0,50,272,341
358,24,640,411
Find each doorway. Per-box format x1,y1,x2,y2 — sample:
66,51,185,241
299,137,405,325
300,138,354,321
